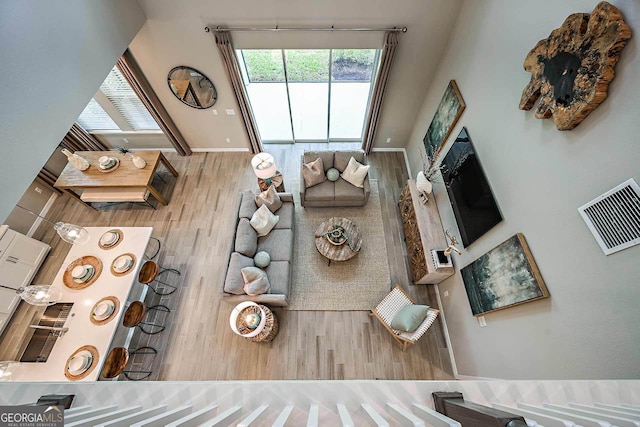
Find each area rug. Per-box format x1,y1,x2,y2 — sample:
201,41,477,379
289,180,392,310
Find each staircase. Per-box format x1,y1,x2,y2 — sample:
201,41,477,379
1,380,638,426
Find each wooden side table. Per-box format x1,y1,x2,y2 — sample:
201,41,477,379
230,302,279,343
257,171,285,193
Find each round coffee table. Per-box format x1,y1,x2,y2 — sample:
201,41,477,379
314,217,362,265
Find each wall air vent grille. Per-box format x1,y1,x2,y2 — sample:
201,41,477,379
578,178,640,255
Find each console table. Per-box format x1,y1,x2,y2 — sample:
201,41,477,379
398,180,454,284
54,151,178,207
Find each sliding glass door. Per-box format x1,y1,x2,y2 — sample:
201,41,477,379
238,48,379,143
240,50,292,141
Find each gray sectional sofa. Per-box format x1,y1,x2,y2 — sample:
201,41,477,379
221,190,294,306
300,150,370,207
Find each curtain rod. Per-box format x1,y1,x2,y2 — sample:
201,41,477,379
205,26,407,33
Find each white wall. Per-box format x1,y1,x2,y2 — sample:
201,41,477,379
406,0,640,379
93,131,172,151
0,0,146,223
129,0,463,150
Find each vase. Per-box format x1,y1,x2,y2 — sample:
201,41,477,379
416,171,433,195
131,154,146,169
61,148,90,171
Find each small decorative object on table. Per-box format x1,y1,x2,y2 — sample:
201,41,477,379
61,148,90,171
97,157,120,173
116,146,146,169
431,229,461,270
416,150,446,204
324,225,347,246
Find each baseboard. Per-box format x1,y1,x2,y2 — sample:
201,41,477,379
123,147,250,153
27,192,59,238
455,374,501,380
371,147,412,178
129,147,177,153
190,147,250,152
433,283,460,379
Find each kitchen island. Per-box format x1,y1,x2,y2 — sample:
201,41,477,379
7,226,152,382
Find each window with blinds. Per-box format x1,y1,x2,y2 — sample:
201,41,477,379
77,67,160,132
77,98,119,131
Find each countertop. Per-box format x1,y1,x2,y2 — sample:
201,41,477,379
8,226,153,382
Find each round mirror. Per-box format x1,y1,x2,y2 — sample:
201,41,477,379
167,66,217,109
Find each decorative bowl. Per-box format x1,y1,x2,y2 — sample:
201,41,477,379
326,225,346,246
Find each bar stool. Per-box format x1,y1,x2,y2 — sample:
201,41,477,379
138,260,181,296
144,236,161,261
102,346,156,381
123,301,169,335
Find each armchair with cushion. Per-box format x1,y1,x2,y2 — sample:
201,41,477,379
300,150,370,207
369,285,440,351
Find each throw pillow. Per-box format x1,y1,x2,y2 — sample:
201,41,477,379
341,156,370,188
254,251,271,268
390,305,430,332
224,252,254,295
239,190,258,219
254,185,283,213
235,218,258,257
249,204,279,237
241,266,271,296
302,157,326,188
326,167,340,182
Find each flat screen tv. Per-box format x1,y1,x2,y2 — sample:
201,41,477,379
441,128,502,247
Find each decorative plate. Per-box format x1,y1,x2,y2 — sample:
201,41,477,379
98,229,123,250
63,256,103,290
110,253,137,277
97,157,120,173
90,296,120,326
64,345,99,381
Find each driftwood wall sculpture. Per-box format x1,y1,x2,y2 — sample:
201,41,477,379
519,2,631,130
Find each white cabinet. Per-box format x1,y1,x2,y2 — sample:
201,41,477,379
0,228,50,335
4,235,50,266
0,286,20,314
0,259,36,290
0,313,8,334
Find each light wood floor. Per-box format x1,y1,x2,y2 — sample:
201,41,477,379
0,144,455,381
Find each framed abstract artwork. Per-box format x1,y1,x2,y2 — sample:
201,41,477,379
461,234,549,316
423,80,465,160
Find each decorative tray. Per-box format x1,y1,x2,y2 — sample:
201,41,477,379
63,256,103,290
